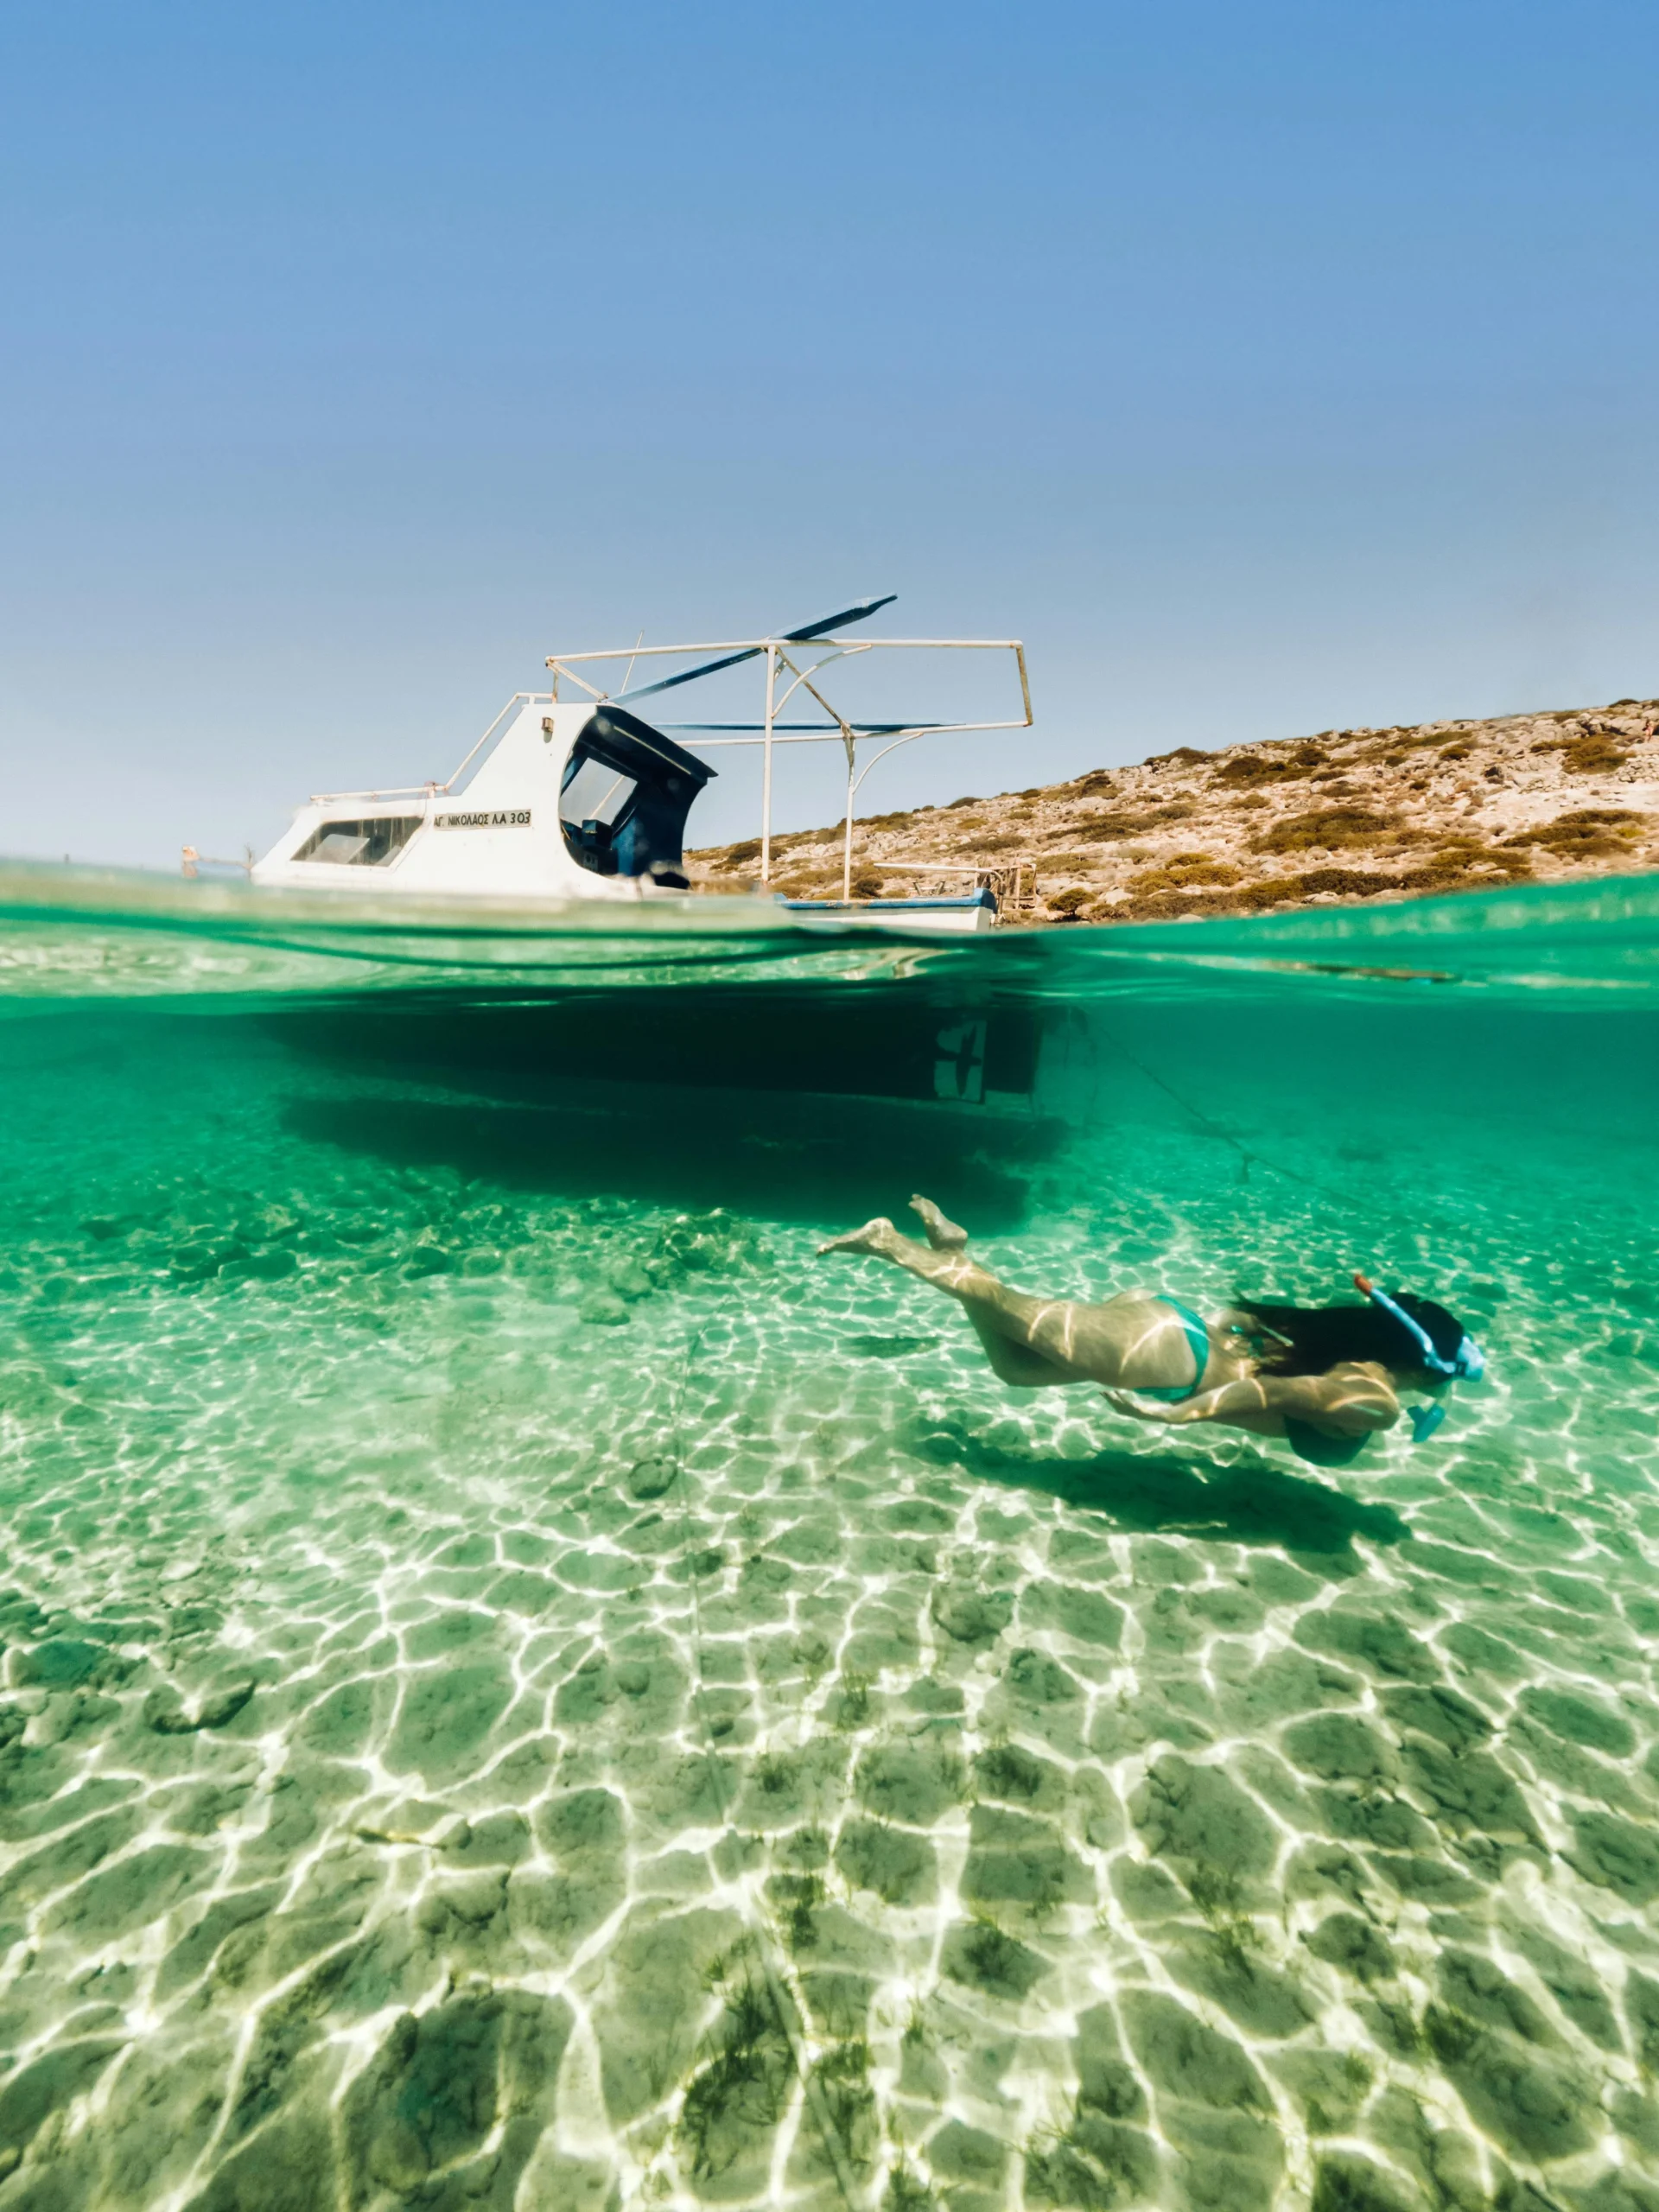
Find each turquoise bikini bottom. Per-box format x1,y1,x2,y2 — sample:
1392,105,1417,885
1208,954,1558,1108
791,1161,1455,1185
1135,1297,1212,1402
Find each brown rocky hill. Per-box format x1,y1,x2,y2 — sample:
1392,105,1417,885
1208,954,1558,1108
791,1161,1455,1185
686,698,1659,923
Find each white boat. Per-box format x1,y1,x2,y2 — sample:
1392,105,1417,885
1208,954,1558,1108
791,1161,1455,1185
245,599,1032,931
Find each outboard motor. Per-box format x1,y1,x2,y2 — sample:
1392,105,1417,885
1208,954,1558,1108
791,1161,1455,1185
557,704,715,888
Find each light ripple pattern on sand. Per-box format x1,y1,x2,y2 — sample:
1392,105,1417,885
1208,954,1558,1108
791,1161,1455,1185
0,900,1657,2212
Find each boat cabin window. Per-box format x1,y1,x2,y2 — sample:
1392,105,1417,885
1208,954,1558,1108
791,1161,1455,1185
558,707,715,885
293,816,423,867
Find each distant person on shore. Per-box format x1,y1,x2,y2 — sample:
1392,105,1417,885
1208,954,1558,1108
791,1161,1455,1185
819,1198,1482,1465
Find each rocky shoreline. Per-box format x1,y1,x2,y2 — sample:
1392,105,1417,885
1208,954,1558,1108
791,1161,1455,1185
688,699,1659,924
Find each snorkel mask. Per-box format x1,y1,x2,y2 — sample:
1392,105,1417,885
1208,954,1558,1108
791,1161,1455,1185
1353,1271,1484,1443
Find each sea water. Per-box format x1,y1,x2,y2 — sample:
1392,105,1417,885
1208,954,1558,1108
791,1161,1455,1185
1,864,1657,2212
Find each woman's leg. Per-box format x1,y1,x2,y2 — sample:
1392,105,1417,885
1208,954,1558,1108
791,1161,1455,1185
818,1214,1148,1386
903,1196,1071,1385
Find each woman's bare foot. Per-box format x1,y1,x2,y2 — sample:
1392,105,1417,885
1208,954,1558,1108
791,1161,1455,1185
817,1217,903,1259
910,1194,969,1251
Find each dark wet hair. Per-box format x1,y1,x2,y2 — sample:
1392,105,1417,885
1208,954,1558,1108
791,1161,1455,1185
1236,1294,1468,1382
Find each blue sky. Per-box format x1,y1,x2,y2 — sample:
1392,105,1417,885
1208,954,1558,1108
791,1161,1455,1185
3,0,1656,863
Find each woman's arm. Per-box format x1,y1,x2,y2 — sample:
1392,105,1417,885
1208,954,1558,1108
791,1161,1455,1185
1105,1366,1401,1434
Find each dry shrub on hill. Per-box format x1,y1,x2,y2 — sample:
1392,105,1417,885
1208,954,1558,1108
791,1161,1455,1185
1065,804,1196,844
1128,853,1242,894
1211,754,1290,788
1211,741,1327,788
1503,810,1646,858
1529,726,1629,772
1564,735,1628,773
1047,887,1095,918
1249,807,1397,855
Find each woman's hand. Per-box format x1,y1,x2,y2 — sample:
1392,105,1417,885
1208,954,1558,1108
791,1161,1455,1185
1104,1378,1271,1427
1104,1389,1169,1421
1104,1389,1208,1425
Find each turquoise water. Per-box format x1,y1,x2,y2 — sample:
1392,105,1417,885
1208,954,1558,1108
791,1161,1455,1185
3,864,1659,2212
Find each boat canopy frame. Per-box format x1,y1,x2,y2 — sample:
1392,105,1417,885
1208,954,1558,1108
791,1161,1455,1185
543,626,1033,898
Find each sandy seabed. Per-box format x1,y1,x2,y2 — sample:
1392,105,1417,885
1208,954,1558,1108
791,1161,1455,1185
2,993,1658,2212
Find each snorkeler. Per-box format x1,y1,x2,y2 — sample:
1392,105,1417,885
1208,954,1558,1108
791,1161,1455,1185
819,1198,1483,1465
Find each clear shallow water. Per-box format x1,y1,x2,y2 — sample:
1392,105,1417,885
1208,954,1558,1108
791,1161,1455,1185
2,867,1659,2212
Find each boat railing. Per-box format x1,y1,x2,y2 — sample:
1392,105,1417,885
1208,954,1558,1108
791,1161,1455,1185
308,694,556,807
879,855,1041,918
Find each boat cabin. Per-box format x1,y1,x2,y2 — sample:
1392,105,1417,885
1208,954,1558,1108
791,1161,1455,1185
252,700,714,901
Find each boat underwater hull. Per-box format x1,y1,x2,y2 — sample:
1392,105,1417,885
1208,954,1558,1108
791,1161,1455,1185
264,985,1057,1224
267,982,1041,1106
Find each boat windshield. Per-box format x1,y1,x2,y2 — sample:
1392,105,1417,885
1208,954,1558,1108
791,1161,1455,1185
558,760,637,830
558,706,715,884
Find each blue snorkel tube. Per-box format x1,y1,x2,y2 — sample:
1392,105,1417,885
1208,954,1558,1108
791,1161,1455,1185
1353,1271,1484,1442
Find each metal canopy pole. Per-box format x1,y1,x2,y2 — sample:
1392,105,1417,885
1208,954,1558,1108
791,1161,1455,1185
842,728,857,901
760,644,777,884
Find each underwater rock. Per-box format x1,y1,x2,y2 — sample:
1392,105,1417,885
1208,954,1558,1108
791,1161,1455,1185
536,1784,626,1859
156,1883,283,1999
626,1452,677,1499
445,1810,532,1868
144,1677,256,1733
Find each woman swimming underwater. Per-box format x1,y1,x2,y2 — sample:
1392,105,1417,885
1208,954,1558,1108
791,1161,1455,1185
820,1198,1483,1465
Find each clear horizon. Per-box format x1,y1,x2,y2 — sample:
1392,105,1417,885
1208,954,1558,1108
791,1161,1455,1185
3,0,1656,867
